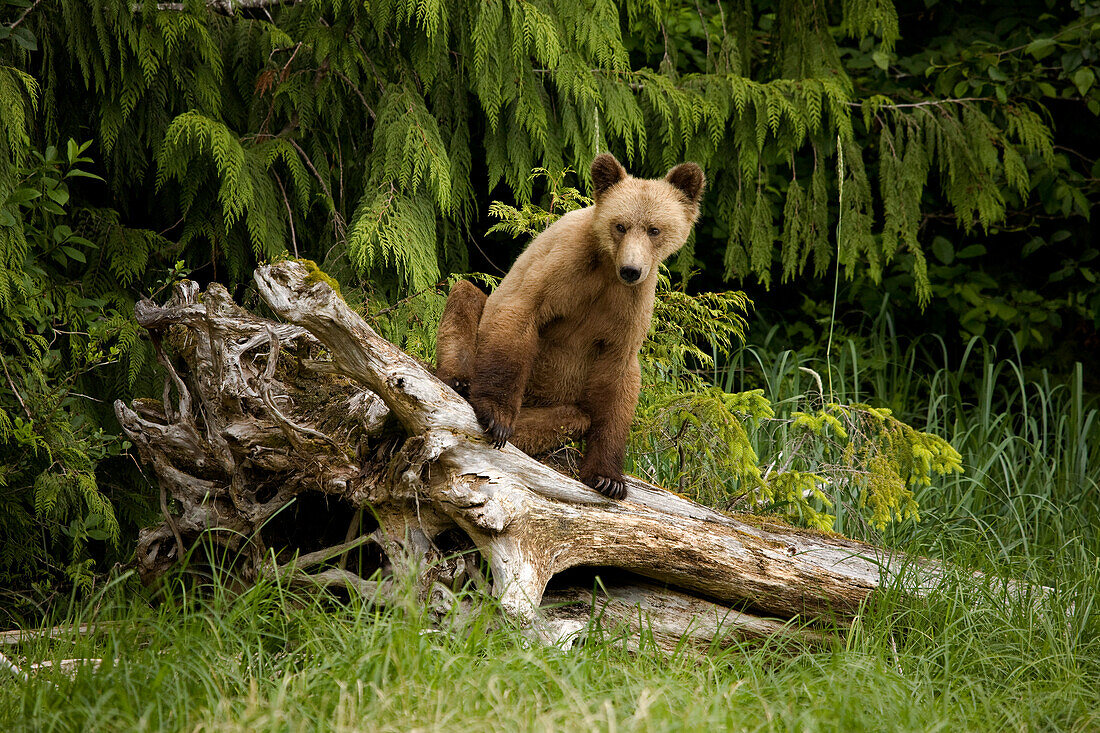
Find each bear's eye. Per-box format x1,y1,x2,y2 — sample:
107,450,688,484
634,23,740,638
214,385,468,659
615,223,627,234
648,227,660,237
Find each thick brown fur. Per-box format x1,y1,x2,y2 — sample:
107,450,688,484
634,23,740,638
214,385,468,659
435,154,705,499
435,279,487,397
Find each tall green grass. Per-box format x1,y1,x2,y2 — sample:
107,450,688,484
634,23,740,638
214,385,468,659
2,559,1097,732
721,315,1099,565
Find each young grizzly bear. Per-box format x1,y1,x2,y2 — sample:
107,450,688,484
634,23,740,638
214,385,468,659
435,153,705,499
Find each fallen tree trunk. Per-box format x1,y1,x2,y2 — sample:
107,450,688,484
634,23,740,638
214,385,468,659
114,261,1009,648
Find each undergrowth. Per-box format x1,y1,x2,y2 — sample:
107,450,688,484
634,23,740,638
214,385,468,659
0,539,1096,732
721,306,1100,564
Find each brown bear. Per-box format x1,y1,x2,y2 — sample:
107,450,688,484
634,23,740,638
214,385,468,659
435,153,705,499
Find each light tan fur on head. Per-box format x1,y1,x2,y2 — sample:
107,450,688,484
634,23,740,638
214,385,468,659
589,153,705,286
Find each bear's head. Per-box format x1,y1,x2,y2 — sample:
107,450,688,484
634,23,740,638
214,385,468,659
589,153,705,287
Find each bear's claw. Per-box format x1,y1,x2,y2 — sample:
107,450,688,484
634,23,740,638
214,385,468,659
592,476,627,500
484,417,513,448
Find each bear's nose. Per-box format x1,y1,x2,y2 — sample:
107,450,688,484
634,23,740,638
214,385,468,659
619,266,641,283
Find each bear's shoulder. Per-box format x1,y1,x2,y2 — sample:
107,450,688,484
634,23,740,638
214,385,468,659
517,206,597,266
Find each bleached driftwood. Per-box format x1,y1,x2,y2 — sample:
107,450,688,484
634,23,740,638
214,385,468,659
114,261,991,649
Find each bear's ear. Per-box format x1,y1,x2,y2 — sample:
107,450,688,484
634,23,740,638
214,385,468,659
665,162,706,205
591,153,627,200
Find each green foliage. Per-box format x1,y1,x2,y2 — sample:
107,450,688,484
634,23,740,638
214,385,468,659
631,386,772,501
4,0,1094,405
19,0,1094,307
0,139,147,598
880,232,1096,352
722,302,1099,552
157,111,292,281
788,402,963,529
347,189,441,292
486,167,594,238
643,273,752,378
630,361,963,531
358,277,451,363
813,1,1100,361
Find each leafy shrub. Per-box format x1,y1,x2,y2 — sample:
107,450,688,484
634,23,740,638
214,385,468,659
0,136,164,616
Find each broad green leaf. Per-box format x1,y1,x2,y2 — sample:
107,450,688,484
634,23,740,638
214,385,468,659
1073,67,1094,95
61,246,86,263
1022,237,1044,257
1025,38,1056,59
932,237,954,264
7,187,40,204
12,27,37,51
64,169,105,181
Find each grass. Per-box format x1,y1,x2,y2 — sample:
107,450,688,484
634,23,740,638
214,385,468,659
2,558,1097,732
721,317,1100,561
2,321,1098,732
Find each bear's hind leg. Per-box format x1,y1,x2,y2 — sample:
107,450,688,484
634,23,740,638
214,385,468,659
435,280,487,396
510,405,591,455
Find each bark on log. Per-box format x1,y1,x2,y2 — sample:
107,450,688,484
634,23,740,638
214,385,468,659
115,261,1026,648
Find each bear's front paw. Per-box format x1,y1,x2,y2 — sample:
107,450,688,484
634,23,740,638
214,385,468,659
587,474,627,500
472,401,515,448
443,376,470,398
483,416,514,448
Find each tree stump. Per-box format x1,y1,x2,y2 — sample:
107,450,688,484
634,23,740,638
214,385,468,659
114,261,1016,649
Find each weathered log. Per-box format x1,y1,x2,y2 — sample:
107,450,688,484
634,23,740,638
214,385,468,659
115,261,1023,647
